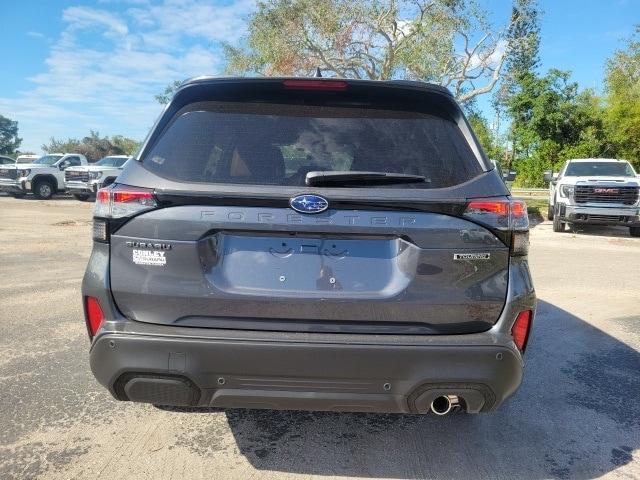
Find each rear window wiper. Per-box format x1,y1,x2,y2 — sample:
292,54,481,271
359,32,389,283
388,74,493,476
306,171,430,187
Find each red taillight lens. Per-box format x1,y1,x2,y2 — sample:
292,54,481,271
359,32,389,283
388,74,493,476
466,200,510,216
464,198,530,255
85,296,105,339
94,184,157,220
283,79,348,91
511,310,532,352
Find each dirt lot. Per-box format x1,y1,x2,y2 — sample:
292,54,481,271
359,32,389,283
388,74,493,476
0,196,638,479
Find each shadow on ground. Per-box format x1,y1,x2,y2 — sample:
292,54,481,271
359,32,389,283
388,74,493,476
217,300,639,479
565,223,637,238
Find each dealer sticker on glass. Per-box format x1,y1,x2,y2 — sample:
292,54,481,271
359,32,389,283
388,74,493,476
132,249,166,266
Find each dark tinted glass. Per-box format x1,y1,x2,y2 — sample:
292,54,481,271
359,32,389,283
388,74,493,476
565,161,634,177
96,157,128,167
143,102,482,188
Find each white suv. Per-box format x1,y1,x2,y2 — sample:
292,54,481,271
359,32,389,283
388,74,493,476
0,153,88,199
65,155,130,201
545,158,640,236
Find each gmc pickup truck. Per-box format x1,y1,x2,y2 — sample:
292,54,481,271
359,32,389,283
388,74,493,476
545,158,640,236
0,153,89,199
65,155,130,200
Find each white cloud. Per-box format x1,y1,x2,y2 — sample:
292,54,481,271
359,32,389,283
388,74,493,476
63,6,129,37
1,0,255,153
467,39,507,71
26,31,47,40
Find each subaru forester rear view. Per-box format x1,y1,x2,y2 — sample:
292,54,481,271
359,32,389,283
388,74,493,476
82,77,535,415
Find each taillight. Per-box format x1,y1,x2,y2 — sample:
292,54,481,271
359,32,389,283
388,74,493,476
283,79,348,91
93,184,157,241
511,310,533,352
464,197,529,255
85,296,104,339
94,184,157,219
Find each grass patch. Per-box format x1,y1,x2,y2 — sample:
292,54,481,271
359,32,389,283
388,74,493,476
524,198,548,216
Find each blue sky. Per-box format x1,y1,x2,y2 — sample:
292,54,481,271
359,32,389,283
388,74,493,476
0,0,638,153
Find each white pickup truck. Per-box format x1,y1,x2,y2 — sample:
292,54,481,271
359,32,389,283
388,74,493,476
64,155,130,200
545,158,640,237
0,153,88,199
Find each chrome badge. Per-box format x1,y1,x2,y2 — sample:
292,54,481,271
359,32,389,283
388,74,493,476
453,253,491,260
289,194,329,214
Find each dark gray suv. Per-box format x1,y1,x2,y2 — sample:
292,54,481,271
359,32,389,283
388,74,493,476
82,77,535,415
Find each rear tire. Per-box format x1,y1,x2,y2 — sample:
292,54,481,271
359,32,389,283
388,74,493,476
630,227,640,237
33,179,54,200
73,193,91,201
547,203,554,220
552,205,565,232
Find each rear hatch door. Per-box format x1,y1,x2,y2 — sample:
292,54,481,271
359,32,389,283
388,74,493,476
108,79,511,334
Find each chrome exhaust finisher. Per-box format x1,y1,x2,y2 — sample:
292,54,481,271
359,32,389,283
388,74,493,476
430,395,460,415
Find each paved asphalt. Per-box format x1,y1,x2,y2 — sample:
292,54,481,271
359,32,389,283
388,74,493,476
0,196,638,479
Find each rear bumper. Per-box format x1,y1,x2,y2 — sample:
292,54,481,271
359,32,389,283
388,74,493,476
559,203,640,225
90,328,523,413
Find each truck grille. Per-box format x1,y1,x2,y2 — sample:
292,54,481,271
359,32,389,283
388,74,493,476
574,185,639,205
0,168,17,180
65,170,89,182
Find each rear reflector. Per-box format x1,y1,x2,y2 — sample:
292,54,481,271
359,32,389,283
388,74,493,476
511,310,532,352
283,79,348,91
85,296,105,339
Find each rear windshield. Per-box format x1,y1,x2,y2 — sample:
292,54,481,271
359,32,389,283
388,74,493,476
565,161,635,177
142,102,482,188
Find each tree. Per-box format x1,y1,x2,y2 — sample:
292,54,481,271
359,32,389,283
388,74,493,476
493,0,540,166
467,112,505,165
111,135,141,156
221,0,534,104
155,80,183,105
42,131,141,162
507,70,610,186
0,114,22,155
604,25,640,170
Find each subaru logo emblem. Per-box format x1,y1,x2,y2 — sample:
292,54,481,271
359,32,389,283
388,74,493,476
289,194,329,214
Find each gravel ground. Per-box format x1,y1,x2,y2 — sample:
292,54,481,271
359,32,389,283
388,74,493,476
0,195,638,480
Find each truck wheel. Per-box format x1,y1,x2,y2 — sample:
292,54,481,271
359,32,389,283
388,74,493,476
630,227,640,237
547,203,554,220
552,205,565,232
33,179,54,200
73,194,91,201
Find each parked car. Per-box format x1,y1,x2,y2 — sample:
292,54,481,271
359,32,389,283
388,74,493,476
0,153,88,199
0,155,15,165
545,158,640,236
16,154,39,164
83,77,536,416
65,155,130,201
491,160,517,189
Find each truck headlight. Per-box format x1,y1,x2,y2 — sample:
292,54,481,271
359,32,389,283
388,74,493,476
18,169,31,177
560,185,574,197
89,171,103,179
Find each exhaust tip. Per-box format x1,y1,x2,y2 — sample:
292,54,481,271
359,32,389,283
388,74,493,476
430,395,460,415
